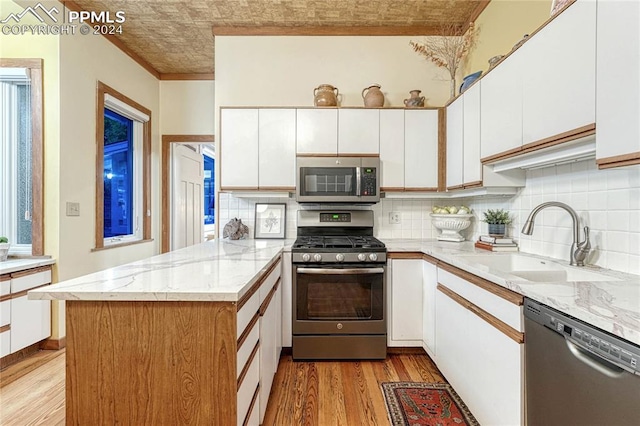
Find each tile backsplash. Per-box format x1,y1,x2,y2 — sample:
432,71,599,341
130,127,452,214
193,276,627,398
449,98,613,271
217,161,640,275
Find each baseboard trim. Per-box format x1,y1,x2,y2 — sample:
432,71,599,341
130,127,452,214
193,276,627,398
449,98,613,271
40,337,66,350
386,347,427,355
0,342,41,370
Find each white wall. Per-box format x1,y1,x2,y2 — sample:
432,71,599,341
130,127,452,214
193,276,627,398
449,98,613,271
58,29,161,283
160,81,215,135
215,36,451,109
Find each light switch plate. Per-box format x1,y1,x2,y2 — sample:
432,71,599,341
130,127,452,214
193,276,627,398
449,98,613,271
66,202,80,216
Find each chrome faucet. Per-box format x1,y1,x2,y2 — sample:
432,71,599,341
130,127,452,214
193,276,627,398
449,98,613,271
521,201,591,266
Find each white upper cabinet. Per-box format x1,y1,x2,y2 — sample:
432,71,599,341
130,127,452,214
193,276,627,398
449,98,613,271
296,108,338,155
462,83,482,184
446,96,464,189
379,110,405,189
259,109,296,188
596,0,640,165
480,47,524,160
220,108,259,188
338,109,380,154
522,0,596,145
405,110,439,189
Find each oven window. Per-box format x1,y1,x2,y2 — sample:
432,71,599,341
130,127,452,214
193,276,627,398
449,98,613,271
300,167,356,196
307,282,372,319
296,269,384,321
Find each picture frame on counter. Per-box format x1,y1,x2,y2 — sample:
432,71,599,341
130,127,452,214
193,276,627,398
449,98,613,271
254,203,286,239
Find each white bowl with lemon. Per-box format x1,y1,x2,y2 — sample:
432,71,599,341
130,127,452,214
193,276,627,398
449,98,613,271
430,206,473,242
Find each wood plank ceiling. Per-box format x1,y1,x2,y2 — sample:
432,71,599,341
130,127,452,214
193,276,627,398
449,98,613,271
63,0,489,77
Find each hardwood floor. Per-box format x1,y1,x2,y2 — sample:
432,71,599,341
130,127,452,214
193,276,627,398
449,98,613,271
0,349,445,426
263,352,446,425
0,349,65,425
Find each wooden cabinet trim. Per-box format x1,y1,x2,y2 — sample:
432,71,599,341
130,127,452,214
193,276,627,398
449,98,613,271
463,181,483,189
0,324,10,333
243,384,261,426
597,151,640,169
447,184,464,191
11,283,49,299
237,341,260,391
387,252,423,260
402,187,439,192
481,124,595,164
1,274,10,282
438,108,447,192
256,186,295,191
438,261,524,306
0,294,10,302
237,311,260,351
259,278,281,316
10,265,51,279
237,256,282,311
380,187,405,192
438,283,524,344
220,186,260,191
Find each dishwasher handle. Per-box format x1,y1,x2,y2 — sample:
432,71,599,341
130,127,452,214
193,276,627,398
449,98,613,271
565,337,626,379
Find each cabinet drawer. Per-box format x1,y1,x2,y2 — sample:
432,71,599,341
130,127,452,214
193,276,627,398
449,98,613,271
237,321,259,380
0,300,9,327
259,260,281,304
1,278,10,297
11,268,51,293
237,291,260,339
437,267,523,332
0,329,10,358
237,345,260,426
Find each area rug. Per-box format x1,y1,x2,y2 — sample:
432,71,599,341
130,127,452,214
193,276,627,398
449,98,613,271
381,382,479,426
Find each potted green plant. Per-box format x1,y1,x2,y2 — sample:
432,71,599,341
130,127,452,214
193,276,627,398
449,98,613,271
482,209,512,236
0,237,9,262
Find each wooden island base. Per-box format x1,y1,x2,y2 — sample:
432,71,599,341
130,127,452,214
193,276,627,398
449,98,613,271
66,301,237,425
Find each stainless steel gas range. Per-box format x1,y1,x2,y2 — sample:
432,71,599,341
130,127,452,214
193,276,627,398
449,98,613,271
291,210,387,360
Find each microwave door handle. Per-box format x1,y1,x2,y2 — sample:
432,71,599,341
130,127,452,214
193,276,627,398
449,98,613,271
356,167,362,196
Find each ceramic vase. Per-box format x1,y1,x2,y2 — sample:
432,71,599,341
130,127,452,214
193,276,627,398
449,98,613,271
313,84,339,107
362,84,384,108
404,90,425,108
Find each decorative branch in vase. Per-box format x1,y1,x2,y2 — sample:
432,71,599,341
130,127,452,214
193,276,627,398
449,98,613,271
410,22,479,99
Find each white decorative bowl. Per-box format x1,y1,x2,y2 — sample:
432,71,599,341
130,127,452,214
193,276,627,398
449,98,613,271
430,214,474,242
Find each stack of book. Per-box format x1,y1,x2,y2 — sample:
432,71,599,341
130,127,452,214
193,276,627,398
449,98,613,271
475,235,519,252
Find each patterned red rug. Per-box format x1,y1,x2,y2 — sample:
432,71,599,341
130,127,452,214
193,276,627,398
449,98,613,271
382,382,479,426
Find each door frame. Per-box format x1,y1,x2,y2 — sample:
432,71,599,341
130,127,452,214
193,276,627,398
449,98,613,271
161,134,214,253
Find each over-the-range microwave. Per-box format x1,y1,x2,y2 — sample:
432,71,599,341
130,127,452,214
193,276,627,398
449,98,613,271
296,156,380,203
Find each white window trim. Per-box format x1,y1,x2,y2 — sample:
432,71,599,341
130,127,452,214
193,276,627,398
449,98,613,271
102,106,145,247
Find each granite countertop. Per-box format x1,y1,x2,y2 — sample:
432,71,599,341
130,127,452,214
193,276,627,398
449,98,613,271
0,257,55,275
385,239,640,346
28,237,640,346
29,239,293,302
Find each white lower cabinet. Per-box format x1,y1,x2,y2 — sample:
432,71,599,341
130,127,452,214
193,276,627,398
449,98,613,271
388,259,423,346
259,282,281,423
4,267,52,355
435,266,523,426
421,260,437,359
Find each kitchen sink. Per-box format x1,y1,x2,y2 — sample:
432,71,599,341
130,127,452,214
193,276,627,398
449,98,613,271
455,253,620,282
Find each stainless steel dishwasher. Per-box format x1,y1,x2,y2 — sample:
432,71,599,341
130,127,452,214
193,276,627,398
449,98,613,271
524,298,640,426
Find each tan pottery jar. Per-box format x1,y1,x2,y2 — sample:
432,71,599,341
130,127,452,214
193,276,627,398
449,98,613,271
313,84,339,107
362,84,385,108
404,89,425,108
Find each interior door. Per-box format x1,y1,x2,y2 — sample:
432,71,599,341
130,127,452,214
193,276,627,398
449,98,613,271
171,144,204,250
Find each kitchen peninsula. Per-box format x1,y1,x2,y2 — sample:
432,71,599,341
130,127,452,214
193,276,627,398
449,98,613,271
29,239,288,425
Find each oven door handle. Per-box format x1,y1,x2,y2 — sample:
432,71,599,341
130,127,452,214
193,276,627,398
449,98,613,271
297,267,384,275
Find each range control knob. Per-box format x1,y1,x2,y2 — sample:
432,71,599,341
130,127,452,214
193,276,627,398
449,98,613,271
313,254,322,262
358,253,367,262
336,253,345,262
368,253,378,262
301,253,311,262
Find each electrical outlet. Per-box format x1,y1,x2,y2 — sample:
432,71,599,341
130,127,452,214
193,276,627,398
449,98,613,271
389,212,401,224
